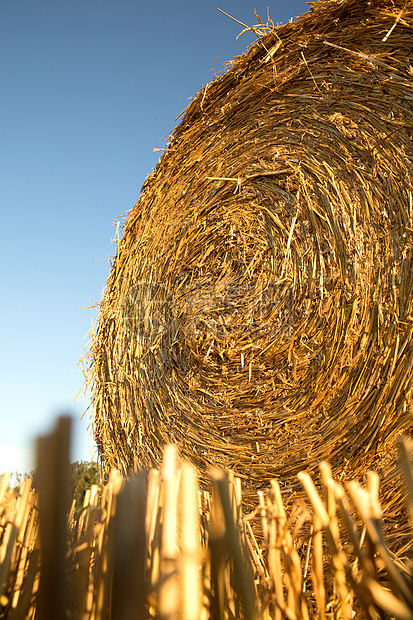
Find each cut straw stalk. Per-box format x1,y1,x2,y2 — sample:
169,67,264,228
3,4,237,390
180,461,202,620
3,428,413,618
346,479,413,609
312,514,325,620
298,471,354,620
211,468,259,620
111,473,147,620
159,445,180,620
36,417,71,620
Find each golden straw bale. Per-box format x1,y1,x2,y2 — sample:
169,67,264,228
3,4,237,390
88,0,413,545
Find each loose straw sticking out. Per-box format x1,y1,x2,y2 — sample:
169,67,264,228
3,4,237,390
382,9,404,41
216,8,249,29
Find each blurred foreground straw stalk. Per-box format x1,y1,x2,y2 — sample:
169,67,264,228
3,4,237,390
0,417,413,619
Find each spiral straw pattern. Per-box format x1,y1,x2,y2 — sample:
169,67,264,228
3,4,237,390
89,0,413,517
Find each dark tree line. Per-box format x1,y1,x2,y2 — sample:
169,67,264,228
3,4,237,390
11,460,101,511
69,460,101,510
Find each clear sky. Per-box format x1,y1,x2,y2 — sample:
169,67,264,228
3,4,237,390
0,0,309,474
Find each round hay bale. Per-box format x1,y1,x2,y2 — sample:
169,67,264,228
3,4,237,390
89,0,413,526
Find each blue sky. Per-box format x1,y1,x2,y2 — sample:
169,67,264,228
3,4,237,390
0,0,309,474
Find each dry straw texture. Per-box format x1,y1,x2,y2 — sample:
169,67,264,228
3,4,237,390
2,418,413,619
89,0,413,524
